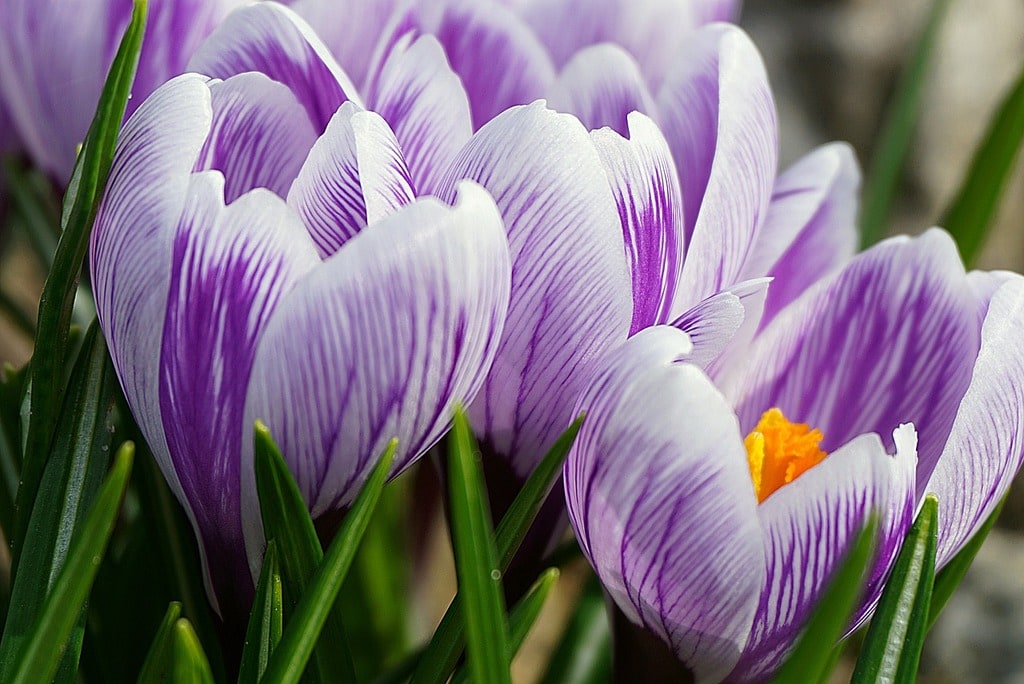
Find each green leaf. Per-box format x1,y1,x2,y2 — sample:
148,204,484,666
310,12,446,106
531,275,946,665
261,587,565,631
171,618,215,684
239,540,283,684
5,443,133,684
13,0,147,575
2,158,60,272
253,422,357,683
0,321,116,681
262,436,398,684
773,515,879,684
0,362,29,536
539,573,611,684
137,602,182,683
859,0,954,246
929,494,1007,628
410,415,583,684
853,496,938,683
941,63,1024,265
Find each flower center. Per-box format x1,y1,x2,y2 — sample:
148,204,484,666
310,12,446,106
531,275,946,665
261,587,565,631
744,407,828,503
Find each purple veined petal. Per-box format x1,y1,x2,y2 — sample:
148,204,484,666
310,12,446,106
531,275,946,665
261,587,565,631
734,229,980,494
414,0,556,128
434,101,632,476
518,0,717,88
565,326,763,683
692,0,742,24
658,24,778,312
241,180,511,573
547,43,656,136
925,277,1024,568
288,0,401,89
740,143,860,327
591,112,684,332
287,102,415,258
188,2,362,133
159,172,320,615
730,426,917,682
966,269,1020,322
91,74,213,600
366,33,473,196
671,278,770,371
194,73,318,203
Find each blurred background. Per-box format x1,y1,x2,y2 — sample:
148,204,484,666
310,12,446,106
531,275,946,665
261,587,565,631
1,0,1022,681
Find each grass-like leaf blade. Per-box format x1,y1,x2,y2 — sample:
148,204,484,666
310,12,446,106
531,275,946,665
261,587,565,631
253,422,358,682
171,618,215,684
941,63,1024,265
137,602,182,683
14,0,147,574
539,572,611,684
6,443,133,684
409,415,583,684
239,540,283,683
262,437,397,683
859,0,953,246
773,515,878,684
853,496,938,683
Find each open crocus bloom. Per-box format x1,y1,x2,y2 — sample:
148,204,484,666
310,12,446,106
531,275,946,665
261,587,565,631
90,67,511,616
564,229,1024,682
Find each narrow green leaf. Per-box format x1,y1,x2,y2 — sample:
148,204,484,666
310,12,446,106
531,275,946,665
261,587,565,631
853,496,938,683
239,540,283,684
253,422,357,683
859,0,954,246
929,494,1007,628
446,407,510,684
941,63,1024,265
137,602,182,683
539,573,611,684
410,415,583,684
452,567,560,684
0,321,116,680
171,618,215,684
773,515,879,684
6,443,133,684
262,437,397,684
14,0,147,574
0,362,29,536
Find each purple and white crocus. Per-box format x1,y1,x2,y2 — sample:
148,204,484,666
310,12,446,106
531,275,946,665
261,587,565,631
564,230,1024,682
90,32,512,614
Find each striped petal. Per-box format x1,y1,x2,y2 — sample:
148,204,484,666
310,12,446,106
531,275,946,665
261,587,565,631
366,34,472,195
565,326,764,683
287,102,414,258
658,24,777,311
926,277,1024,568
241,181,511,569
591,112,684,332
671,278,769,371
735,230,980,493
194,73,317,203
434,102,632,476
742,143,861,326
548,44,656,135
732,426,918,682
188,2,362,133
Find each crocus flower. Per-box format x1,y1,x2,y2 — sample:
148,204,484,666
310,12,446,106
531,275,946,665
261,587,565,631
90,54,512,614
564,229,1024,682
0,0,247,183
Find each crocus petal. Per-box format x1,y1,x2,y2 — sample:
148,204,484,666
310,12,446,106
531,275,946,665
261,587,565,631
241,181,511,571
287,102,415,258
565,326,763,683
732,426,917,682
195,73,318,203
741,143,860,326
159,173,320,613
926,277,1024,568
434,102,632,476
366,34,473,195
735,229,980,492
591,112,684,332
547,44,656,135
188,2,362,133
672,278,770,370
658,25,777,311
414,1,556,128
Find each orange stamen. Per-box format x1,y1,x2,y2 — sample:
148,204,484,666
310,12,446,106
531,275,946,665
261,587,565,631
744,408,828,503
